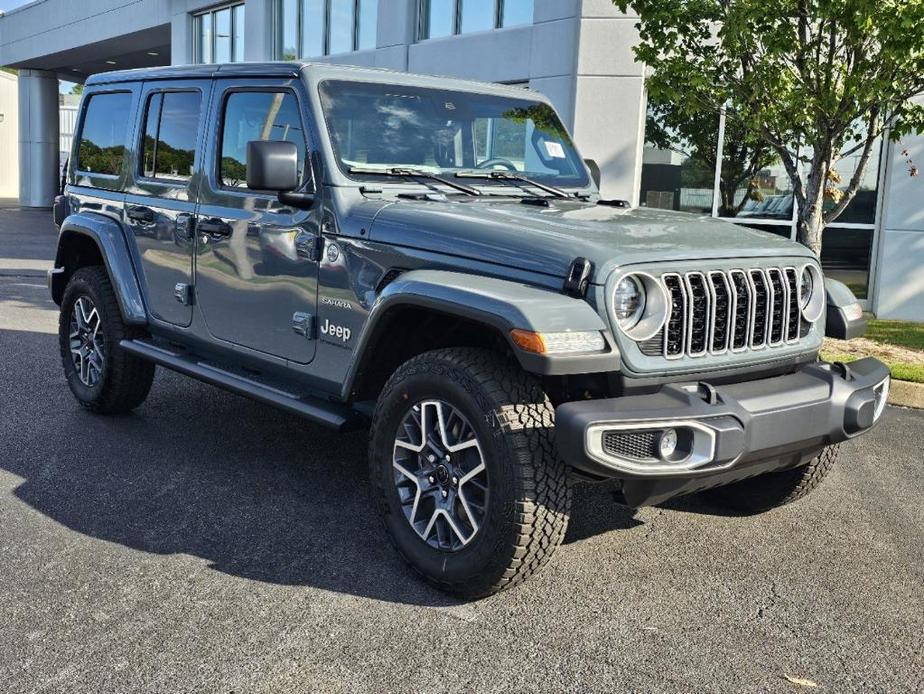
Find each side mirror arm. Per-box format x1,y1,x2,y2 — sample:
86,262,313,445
277,191,316,209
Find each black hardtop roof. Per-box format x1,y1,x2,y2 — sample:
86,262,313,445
84,61,551,104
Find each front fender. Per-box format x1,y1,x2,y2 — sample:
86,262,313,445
53,213,147,325
343,270,620,398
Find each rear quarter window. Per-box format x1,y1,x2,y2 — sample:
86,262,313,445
77,92,133,177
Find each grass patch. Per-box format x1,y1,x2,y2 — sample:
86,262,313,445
821,352,924,384
866,319,924,351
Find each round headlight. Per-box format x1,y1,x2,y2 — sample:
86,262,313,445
614,275,645,328
799,264,825,323
609,272,669,341
800,268,814,309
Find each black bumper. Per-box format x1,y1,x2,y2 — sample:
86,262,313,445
555,358,891,507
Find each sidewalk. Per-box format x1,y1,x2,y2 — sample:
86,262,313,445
0,207,57,276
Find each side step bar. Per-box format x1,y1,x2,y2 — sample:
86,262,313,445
120,339,355,430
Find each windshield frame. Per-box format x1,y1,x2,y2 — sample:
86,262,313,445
315,78,592,194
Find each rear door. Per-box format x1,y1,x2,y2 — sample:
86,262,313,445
123,80,210,327
194,79,320,363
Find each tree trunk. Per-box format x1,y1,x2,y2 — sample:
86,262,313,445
796,166,827,256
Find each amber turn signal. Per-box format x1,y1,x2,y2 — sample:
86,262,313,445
510,329,546,354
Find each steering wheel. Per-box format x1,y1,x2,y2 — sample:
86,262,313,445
476,157,519,172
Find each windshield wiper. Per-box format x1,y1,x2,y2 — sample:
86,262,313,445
455,170,570,199
349,166,481,197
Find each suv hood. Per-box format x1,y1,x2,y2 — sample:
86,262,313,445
367,198,813,282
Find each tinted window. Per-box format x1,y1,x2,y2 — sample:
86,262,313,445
141,91,202,182
78,92,133,176
220,91,307,188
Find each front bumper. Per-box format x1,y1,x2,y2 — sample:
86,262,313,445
556,358,890,507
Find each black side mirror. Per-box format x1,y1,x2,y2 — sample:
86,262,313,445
825,278,868,340
247,140,299,191
246,140,315,209
584,158,601,188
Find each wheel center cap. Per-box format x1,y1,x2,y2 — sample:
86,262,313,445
435,464,450,485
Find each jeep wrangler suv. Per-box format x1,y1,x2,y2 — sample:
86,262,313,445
50,63,889,598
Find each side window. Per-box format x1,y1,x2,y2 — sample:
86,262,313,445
140,91,202,183
219,90,307,188
77,92,133,177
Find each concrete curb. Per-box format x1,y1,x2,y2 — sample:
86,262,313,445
889,379,924,409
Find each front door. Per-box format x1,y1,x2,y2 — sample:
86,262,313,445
124,81,209,327
194,80,320,364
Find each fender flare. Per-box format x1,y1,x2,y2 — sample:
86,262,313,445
342,269,620,399
53,213,147,325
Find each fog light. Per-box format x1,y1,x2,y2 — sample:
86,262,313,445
873,376,890,422
658,428,678,459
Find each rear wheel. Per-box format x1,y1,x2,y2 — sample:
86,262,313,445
369,348,570,598
701,445,840,513
59,266,155,414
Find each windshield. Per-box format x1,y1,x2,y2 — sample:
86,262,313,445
318,80,590,190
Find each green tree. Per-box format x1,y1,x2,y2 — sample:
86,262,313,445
616,0,924,255
69,83,84,96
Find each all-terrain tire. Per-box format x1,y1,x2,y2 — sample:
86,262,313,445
369,347,571,598
701,445,840,514
59,266,155,414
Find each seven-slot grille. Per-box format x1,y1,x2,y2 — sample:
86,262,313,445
646,267,804,359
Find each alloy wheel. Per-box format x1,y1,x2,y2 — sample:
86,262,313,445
392,400,488,551
69,295,105,387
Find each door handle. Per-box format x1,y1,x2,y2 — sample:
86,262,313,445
127,205,154,223
198,218,233,239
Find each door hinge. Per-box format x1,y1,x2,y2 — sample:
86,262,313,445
174,283,194,306
295,231,323,262
292,312,315,339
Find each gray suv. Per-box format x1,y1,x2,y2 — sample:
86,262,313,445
50,62,889,598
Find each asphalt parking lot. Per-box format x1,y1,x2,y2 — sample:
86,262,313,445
1,209,922,693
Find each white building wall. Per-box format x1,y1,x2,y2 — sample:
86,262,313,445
873,97,924,321
0,70,19,199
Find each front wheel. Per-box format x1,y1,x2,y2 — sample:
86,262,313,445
368,348,570,598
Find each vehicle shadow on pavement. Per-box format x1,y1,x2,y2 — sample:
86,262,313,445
1,326,648,606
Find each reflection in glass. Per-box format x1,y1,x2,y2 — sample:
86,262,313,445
278,0,298,59
639,103,719,214
319,80,588,187
502,0,533,26
821,226,872,298
828,134,882,224
328,0,356,54
197,12,213,63
233,4,246,62
78,93,133,175
460,0,495,33
301,0,325,57
153,92,201,181
220,91,306,188
214,7,232,63
424,0,455,38
142,93,163,178
357,0,378,50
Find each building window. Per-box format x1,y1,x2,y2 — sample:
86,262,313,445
276,0,378,58
419,0,534,39
640,98,885,300
195,3,246,64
